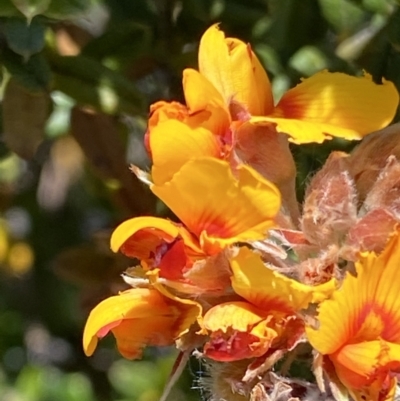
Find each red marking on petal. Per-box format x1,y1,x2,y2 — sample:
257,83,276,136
204,329,265,361
120,227,177,260
158,239,189,280
97,320,122,338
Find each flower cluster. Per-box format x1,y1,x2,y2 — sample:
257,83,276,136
82,25,400,401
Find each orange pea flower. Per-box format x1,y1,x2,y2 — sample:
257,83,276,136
83,287,201,359
111,158,281,282
201,247,335,362
145,25,398,223
199,25,399,144
306,230,400,401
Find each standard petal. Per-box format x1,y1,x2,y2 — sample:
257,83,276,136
307,230,400,355
368,231,400,343
83,288,198,359
270,71,399,143
150,119,221,185
231,247,336,313
225,38,274,115
250,116,363,144
306,266,369,355
198,25,274,115
331,340,400,401
198,25,232,105
151,157,281,253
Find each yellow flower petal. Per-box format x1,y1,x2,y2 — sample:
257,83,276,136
83,288,198,359
331,340,400,401
250,116,361,144
333,341,383,384
150,119,221,185
202,301,268,333
198,24,274,115
265,71,398,143
183,69,231,136
366,231,400,343
307,230,400,357
110,216,180,254
231,247,336,312
148,101,189,131
183,68,229,115
202,301,277,361
151,157,281,253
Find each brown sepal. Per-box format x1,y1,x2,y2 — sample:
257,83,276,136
348,123,400,203
301,152,357,248
234,123,299,224
363,155,400,216
341,208,398,260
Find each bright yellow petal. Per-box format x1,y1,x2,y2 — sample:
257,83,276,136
307,230,400,355
148,101,189,130
198,24,274,115
183,68,228,115
306,268,368,355
202,301,268,333
231,247,336,313
183,69,231,136
267,71,399,143
202,301,277,361
365,230,400,343
331,340,400,401
150,119,221,185
333,341,383,384
151,157,281,253
250,116,360,144
110,216,180,254
83,288,196,358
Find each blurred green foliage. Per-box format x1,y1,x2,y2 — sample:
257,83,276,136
0,0,399,400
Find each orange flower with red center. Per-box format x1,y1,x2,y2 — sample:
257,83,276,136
306,230,400,401
148,25,398,178
201,247,335,362
83,286,201,359
199,25,399,144
145,25,398,223
111,157,281,285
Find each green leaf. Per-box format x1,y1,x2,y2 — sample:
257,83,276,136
44,0,93,19
267,0,328,61
4,17,46,61
254,43,283,76
289,45,328,76
356,8,400,96
48,53,146,115
108,360,165,398
362,0,397,15
0,0,24,17
11,0,50,21
2,49,51,91
318,0,366,34
82,22,151,62
2,77,51,159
